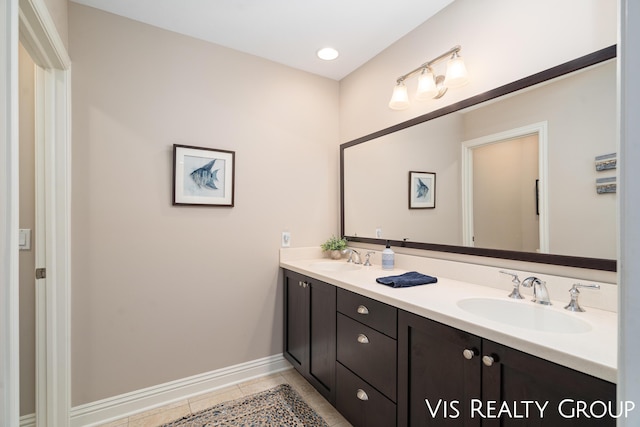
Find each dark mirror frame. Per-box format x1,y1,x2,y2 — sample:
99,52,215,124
340,45,617,272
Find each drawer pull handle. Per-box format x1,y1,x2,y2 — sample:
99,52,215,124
356,305,369,315
356,389,369,401
462,349,477,360
357,334,370,344
482,355,496,367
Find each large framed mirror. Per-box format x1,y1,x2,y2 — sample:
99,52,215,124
341,45,617,271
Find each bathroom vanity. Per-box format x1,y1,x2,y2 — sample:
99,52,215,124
281,249,617,426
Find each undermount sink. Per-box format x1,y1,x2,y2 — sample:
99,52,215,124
309,262,362,272
457,298,591,334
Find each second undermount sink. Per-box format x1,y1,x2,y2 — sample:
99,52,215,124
457,298,591,334
309,262,362,272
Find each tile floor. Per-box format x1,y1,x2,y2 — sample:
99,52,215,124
96,368,353,427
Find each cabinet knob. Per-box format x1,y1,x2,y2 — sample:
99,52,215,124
357,334,370,344
482,355,496,367
356,389,369,401
356,305,369,315
462,349,477,360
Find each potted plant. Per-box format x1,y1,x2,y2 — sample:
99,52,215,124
321,236,348,259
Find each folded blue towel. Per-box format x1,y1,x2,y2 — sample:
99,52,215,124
376,271,438,288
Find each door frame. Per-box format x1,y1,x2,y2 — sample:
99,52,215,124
10,0,70,426
461,122,549,253
1,1,21,425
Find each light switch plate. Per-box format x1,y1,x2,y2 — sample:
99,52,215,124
19,229,31,251
281,231,291,247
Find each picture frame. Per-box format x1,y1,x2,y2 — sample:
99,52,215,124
173,144,235,206
409,171,436,209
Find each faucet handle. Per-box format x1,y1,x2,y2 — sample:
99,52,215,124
564,283,600,312
499,270,524,299
364,251,375,267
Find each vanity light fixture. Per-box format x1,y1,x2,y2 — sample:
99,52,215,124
389,45,469,110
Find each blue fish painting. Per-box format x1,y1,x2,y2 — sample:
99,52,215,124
190,159,219,190
416,178,430,199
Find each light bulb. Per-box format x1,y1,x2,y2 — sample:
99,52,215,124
388,82,409,110
445,52,469,88
416,68,438,100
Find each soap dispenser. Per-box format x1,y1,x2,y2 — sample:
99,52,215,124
382,240,395,270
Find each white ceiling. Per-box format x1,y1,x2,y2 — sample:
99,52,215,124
69,0,454,80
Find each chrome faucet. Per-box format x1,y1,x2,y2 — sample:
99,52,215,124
521,276,551,305
346,249,361,264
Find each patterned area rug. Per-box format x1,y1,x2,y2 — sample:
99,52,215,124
161,384,329,427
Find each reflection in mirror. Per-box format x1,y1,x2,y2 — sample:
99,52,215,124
342,46,616,271
463,129,542,253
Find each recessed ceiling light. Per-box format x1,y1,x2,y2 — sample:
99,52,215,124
317,47,339,61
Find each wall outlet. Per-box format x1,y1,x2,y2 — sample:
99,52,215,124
375,228,382,238
281,231,291,247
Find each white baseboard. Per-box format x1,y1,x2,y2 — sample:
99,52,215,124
20,414,36,427
70,354,292,427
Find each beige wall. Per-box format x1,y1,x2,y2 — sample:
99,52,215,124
18,43,36,416
69,4,339,405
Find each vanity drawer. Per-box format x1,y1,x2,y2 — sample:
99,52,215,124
336,362,396,427
337,288,397,338
336,313,397,401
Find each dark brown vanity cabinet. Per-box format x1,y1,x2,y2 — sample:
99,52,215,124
335,288,398,427
283,269,616,427
398,310,616,427
283,270,336,404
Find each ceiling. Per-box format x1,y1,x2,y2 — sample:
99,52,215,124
70,0,454,80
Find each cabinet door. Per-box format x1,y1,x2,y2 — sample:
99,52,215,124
481,339,616,427
308,278,336,403
283,270,336,404
398,310,482,427
283,271,308,369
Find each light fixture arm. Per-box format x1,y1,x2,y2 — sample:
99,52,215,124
395,45,461,84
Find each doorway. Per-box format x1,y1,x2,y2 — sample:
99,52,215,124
18,40,38,425
462,122,549,253
471,134,539,251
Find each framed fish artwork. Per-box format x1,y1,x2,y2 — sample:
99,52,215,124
173,144,235,206
409,171,436,209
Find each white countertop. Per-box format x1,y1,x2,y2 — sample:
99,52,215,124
280,254,617,383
